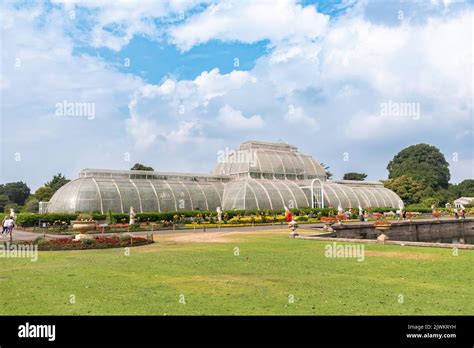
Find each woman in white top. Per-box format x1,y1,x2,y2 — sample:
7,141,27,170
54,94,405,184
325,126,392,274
5,218,14,234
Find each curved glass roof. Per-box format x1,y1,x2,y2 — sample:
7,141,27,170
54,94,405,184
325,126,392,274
212,141,326,179
319,181,403,209
221,179,403,211
47,178,225,213
222,179,310,210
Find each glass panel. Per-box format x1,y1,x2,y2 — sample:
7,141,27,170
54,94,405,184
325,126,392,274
75,179,101,213
167,182,192,211
186,182,207,210
151,181,176,212
133,180,159,212
202,182,223,210
96,179,123,213
114,179,141,213
248,181,272,210
271,181,294,208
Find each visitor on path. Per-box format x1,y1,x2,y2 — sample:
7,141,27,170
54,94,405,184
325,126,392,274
396,209,401,221
454,208,458,219
344,210,351,220
284,206,293,222
359,209,365,222
5,217,14,235
460,209,465,220
402,210,406,219
337,204,343,215
2,216,8,234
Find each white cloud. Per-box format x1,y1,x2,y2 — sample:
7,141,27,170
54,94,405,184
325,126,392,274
284,107,318,130
217,105,264,129
0,2,143,188
2,0,473,188
169,0,329,51
193,68,257,105
53,0,210,51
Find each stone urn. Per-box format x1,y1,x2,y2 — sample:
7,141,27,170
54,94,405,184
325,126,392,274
377,233,389,243
71,220,96,233
73,233,94,241
288,220,299,238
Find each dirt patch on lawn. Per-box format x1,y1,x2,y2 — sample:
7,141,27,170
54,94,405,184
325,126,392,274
365,250,439,260
164,229,291,244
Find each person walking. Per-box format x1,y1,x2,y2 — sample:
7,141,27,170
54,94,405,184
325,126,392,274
344,210,351,220
2,216,8,234
359,209,365,222
5,217,14,235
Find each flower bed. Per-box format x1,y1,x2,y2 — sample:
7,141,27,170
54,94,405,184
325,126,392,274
373,221,392,226
22,235,153,251
320,217,337,224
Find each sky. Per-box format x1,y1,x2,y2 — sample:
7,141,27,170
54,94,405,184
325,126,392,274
1,0,473,191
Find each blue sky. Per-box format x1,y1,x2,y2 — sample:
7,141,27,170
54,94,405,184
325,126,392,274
1,0,473,190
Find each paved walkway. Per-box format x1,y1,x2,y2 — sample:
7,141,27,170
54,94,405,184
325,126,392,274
1,217,470,242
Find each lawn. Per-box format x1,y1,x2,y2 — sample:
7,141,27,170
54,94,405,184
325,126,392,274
0,229,472,315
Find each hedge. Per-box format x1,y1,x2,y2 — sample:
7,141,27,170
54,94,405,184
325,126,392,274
15,206,441,227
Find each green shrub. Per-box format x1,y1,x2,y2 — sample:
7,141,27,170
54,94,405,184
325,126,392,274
119,234,132,242
16,213,78,227
81,239,96,246
77,213,93,221
33,236,45,244
15,205,412,228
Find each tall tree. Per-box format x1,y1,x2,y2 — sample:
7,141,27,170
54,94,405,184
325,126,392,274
387,144,450,189
34,186,54,202
382,175,427,205
320,163,333,179
0,182,31,206
343,172,367,181
45,173,70,193
131,163,154,171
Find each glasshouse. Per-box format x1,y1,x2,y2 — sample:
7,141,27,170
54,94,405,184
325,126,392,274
45,140,404,213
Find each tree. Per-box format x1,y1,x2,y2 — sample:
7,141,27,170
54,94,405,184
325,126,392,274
131,163,154,171
343,172,367,181
34,186,54,202
320,163,333,179
45,173,70,193
387,144,450,189
0,182,31,206
0,194,10,213
449,179,474,198
22,196,39,213
4,203,19,214
382,175,427,205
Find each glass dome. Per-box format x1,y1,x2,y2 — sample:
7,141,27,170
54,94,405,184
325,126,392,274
212,140,327,180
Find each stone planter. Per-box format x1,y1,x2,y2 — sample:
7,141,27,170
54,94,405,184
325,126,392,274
71,220,96,233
